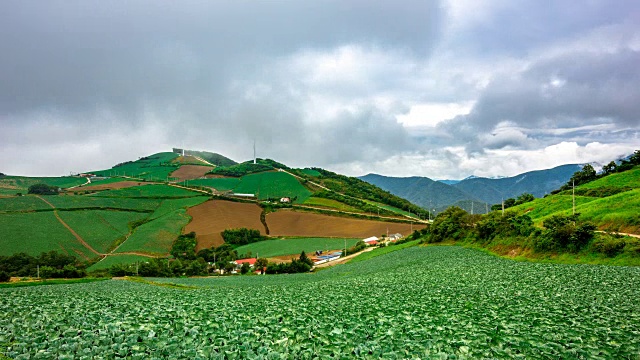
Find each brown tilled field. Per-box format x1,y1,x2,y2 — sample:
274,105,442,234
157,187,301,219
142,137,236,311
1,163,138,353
170,165,213,181
266,210,425,238
65,181,152,192
185,200,266,251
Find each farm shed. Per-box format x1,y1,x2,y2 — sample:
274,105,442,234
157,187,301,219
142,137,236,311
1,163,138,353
363,236,379,244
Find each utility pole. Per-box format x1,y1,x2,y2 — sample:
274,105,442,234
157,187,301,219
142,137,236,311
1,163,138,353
502,197,504,216
471,201,474,215
37,265,39,279
344,238,347,257
486,203,488,214
572,179,575,215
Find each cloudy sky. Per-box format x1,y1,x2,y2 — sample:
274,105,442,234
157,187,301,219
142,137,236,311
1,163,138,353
1,1,639,179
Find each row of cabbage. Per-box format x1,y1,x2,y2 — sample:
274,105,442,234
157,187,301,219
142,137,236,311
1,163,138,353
1,246,639,359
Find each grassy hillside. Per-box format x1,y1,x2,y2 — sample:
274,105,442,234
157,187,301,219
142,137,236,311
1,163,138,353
233,172,312,203
114,209,191,255
508,165,640,233
0,176,86,195
91,152,179,180
179,178,240,191
92,184,202,198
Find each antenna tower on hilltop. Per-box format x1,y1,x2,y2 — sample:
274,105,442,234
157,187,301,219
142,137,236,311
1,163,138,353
253,140,257,164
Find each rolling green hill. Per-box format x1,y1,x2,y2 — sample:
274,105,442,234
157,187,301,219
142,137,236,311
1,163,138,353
0,176,87,195
508,166,640,233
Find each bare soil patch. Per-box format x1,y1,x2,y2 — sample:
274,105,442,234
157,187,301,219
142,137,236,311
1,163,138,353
267,210,426,238
185,200,266,251
65,181,150,192
170,165,213,182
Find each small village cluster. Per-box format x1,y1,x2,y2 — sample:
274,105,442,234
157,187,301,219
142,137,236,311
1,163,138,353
226,233,405,274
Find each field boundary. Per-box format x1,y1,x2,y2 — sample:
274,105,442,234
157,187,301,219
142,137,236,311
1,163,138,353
35,196,102,258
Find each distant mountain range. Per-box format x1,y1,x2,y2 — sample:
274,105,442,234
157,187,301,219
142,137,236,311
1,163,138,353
360,164,582,212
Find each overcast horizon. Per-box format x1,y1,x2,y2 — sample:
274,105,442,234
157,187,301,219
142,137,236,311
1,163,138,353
1,1,639,179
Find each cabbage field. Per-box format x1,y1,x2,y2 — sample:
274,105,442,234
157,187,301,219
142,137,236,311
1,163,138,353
1,246,639,359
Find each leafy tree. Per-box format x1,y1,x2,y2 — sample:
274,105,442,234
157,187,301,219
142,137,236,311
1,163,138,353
221,228,264,245
427,206,472,243
534,214,596,253
170,232,197,259
28,183,59,195
629,150,640,165
298,250,313,267
39,266,55,279
240,262,251,274
0,271,10,282
602,161,618,175
255,258,268,274
515,193,535,205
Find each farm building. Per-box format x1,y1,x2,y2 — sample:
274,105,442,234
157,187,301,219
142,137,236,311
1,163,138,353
362,236,379,244
233,258,257,268
388,233,403,241
231,193,255,198
280,197,291,203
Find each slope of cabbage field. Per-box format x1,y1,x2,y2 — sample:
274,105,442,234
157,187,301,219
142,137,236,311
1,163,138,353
2,246,639,358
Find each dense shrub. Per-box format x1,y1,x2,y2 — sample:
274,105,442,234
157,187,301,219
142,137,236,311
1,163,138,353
265,251,313,274
533,214,596,253
221,228,265,245
591,237,627,257
0,271,10,282
27,183,59,195
0,251,82,278
170,232,197,259
427,207,472,243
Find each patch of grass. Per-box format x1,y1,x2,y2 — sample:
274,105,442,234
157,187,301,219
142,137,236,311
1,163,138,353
0,196,53,212
579,167,640,190
92,184,201,198
349,240,420,263
235,237,360,258
303,197,360,212
90,152,180,180
0,176,86,195
363,200,417,218
45,195,160,211
0,212,95,258
114,209,191,255
88,254,156,272
179,178,240,191
234,172,312,203
298,168,321,177
0,278,109,288
57,210,149,253
149,196,209,220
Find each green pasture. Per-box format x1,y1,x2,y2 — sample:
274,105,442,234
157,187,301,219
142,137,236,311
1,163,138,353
579,166,640,190
234,172,312,203
234,237,360,258
298,168,321,177
0,196,53,212
363,200,418,218
91,152,179,180
92,184,201,198
303,197,360,212
179,178,240,191
114,209,191,255
57,210,149,254
0,176,86,195
149,197,209,220
0,212,95,259
45,195,160,211
88,254,156,272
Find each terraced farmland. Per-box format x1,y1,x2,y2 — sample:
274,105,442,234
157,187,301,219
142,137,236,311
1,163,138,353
92,184,202,198
180,177,240,191
2,246,639,358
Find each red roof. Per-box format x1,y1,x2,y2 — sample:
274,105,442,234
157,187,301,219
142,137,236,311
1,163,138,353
368,241,378,245
235,258,257,265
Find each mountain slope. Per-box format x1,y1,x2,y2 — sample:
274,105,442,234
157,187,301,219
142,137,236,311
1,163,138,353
360,164,581,211
453,164,581,204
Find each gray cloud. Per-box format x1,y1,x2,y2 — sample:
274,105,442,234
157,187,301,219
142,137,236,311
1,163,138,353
1,0,639,179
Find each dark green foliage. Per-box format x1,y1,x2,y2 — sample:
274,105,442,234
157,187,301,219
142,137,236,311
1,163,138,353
407,228,429,241
533,214,596,253
314,190,396,216
240,262,251,274
491,193,535,211
27,183,59,195
221,228,265,245
197,243,238,270
475,212,535,243
345,241,367,255
591,236,627,257
255,258,268,274
209,162,273,177
109,257,209,277
0,271,10,282
602,161,618,175
571,186,634,198
0,251,83,278
170,232,197,259
265,252,313,274
311,168,425,215
427,207,472,243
